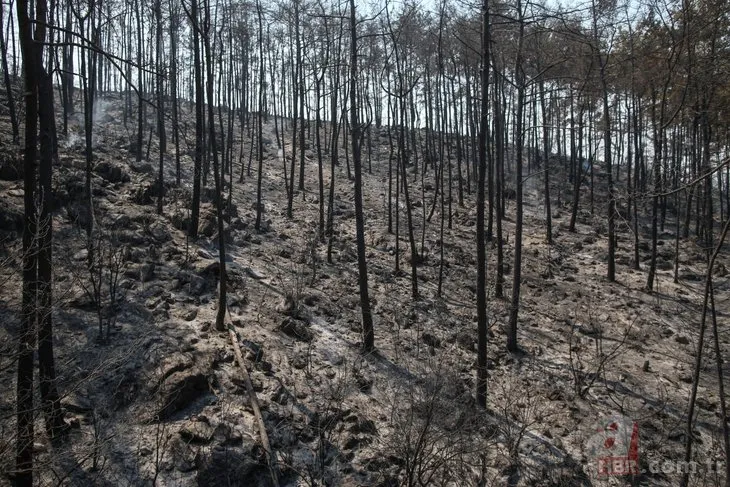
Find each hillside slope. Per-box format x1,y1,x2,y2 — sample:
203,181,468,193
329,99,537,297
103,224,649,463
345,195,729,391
0,96,728,486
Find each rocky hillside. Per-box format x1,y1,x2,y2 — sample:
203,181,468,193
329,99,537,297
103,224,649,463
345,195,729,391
0,94,728,486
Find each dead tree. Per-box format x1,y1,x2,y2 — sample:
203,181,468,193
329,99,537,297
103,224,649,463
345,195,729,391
350,0,374,352
476,0,490,407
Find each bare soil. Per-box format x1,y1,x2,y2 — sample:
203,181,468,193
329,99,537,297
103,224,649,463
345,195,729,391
0,95,728,486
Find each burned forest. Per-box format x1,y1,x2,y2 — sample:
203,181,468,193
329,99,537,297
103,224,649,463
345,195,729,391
1,0,730,485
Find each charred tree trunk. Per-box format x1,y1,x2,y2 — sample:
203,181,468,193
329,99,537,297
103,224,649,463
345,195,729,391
170,0,181,185
476,0,490,407
540,80,552,244
37,35,64,439
254,0,265,231
202,0,226,332
16,0,39,480
155,0,166,215
350,0,374,353
0,0,18,143
493,64,505,300
185,0,203,238
507,0,525,354
135,0,144,162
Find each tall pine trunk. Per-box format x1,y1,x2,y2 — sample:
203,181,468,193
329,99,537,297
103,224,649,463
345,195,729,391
350,0,374,352
476,0,490,407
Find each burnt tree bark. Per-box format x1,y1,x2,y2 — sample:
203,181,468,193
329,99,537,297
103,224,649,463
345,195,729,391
507,0,525,353
202,0,227,331
350,0,374,353
476,0,490,407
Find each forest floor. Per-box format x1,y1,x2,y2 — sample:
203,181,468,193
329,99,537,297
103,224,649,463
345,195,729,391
0,94,729,486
